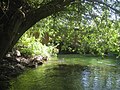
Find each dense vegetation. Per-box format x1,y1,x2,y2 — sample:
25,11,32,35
0,0,119,58
15,1,120,57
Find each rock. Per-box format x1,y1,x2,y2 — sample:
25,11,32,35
28,55,48,68
31,55,43,68
16,57,21,62
6,53,11,58
5,49,21,58
16,64,25,70
42,56,48,61
13,50,21,57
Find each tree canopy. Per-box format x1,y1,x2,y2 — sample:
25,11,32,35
0,0,120,58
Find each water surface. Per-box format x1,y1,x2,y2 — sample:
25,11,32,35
10,55,120,90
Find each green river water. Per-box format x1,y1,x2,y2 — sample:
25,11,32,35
9,54,120,90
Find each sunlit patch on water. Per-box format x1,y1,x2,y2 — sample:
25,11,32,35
9,55,120,90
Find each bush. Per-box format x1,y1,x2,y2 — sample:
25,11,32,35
15,31,58,58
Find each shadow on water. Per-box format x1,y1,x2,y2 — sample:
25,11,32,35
9,55,120,90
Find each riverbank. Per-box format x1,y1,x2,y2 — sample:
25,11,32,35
0,53,119,90
0,53,48,90
9,54,120,90
0,57,24,90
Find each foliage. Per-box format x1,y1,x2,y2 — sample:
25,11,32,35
15,31,58,57
15,0,120,57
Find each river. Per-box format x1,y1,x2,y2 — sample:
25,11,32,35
9,54,120,90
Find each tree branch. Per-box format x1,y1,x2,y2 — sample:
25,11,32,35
24,0,73,29
7,0,75,55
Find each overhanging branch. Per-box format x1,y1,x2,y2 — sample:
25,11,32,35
7,0,75,54
25,0,73,27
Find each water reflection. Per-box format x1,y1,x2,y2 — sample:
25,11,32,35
81,66,120,90
10,58,120,90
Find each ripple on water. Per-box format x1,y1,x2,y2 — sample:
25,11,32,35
9,55,120,90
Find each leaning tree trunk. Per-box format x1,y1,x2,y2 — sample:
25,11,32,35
0,0,73,59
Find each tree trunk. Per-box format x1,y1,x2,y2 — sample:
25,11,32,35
0,0,73,59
